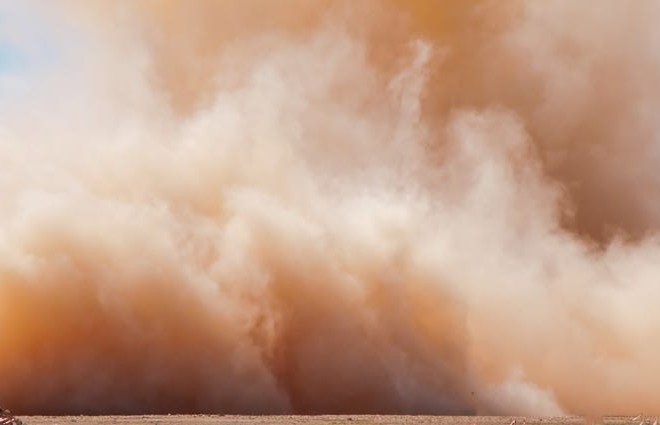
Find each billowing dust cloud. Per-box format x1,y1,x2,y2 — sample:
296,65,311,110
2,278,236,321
1,0,660,417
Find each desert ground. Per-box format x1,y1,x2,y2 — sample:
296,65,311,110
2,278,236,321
15,416,645,425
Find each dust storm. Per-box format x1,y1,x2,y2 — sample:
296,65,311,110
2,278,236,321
1,0,660,417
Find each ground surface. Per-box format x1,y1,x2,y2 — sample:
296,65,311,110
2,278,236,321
15,416,643,425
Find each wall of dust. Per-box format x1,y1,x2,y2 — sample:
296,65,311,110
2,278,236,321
1,0,660,417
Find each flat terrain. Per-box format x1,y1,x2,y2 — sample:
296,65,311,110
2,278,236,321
15,416,644,425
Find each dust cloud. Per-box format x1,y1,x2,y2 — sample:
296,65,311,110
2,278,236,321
1,0,660,417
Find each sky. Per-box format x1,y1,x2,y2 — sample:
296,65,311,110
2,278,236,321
0,42,18,72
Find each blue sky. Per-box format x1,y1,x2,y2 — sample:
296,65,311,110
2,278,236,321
0,2,63,77
0,41,20,73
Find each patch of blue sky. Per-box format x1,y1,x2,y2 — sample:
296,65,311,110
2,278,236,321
0,2,72,106
0,2,70,75
0,40,22,73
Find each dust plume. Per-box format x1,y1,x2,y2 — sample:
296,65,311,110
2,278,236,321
1,0,660,417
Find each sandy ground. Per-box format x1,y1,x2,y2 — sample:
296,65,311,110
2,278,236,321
14,416,643,425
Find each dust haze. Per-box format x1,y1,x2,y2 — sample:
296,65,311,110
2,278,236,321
1,0,660,417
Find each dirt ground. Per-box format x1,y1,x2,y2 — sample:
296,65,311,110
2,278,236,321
15,416,643,425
